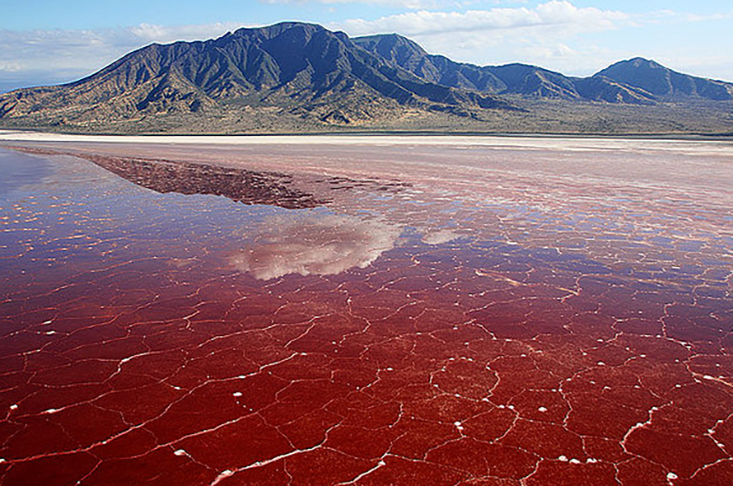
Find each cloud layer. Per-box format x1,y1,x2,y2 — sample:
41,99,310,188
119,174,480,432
337,1,629,36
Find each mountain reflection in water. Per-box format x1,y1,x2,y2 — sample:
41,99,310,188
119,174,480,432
8,147,325,209
91,154,327,209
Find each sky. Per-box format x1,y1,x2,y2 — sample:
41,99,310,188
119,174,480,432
1,0,732,93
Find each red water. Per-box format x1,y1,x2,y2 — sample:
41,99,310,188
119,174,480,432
0,139,731,485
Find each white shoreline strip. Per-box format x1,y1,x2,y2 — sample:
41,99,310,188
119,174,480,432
1,130,731,155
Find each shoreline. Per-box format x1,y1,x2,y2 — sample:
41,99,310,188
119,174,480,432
2,129,733,154
1,126,732,141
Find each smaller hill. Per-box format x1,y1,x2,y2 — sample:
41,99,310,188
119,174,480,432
595,57,733,101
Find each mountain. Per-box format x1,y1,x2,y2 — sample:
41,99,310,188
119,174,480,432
0,23,731,134
595,57,733,101
0,22,513,132
353,34,733,105
353,34,650,103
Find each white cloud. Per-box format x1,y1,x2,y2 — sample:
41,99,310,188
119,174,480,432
0,61,22,72
126,22,244,43
422,229,461,245
335,1,629,36
640,9,733,25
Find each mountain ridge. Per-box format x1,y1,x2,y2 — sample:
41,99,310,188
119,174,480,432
352,33,733,104
1,22,732,134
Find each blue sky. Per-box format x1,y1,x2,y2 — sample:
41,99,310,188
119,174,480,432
1,0,732,92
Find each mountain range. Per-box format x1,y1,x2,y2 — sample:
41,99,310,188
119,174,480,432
1,22,731,134
354,34,733,104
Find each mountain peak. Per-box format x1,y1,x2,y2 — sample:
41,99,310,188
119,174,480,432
226,22,351,46
353,33,428,66
232,21,325,37
602,57,664,71
355,33,427,54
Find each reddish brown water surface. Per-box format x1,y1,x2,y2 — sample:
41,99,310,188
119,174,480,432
0,137,731,485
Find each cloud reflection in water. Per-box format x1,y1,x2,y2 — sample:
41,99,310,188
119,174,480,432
230,213,401,280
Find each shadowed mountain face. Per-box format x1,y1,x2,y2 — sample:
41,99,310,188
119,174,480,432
353,34,733,105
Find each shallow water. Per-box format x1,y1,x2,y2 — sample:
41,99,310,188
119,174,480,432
0,150,54,198
0,143,731,485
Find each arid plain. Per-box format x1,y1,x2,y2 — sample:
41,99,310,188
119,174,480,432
0,132,731,485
